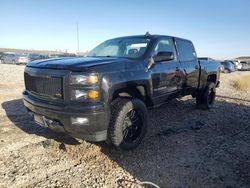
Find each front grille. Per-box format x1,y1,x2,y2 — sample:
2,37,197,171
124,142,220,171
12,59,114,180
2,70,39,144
24,72,63,99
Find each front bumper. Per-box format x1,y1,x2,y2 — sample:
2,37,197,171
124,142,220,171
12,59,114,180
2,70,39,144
23,91,109,142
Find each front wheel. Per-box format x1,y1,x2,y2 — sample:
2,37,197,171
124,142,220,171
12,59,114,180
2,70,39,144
196,82,216,110
109,98,148,150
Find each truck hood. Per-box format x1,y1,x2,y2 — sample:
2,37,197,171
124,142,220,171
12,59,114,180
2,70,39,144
27,57,130,71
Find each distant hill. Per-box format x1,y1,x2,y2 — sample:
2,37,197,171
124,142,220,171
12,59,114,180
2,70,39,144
236,56,250,61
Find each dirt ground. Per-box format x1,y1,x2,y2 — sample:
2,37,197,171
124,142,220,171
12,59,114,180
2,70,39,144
0,64,249,188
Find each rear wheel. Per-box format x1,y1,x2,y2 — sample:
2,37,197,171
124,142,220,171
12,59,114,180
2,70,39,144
196,82,216,110
109,98,148,150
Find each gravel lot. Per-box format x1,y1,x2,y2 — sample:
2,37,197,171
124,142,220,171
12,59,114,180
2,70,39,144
0,64,249,188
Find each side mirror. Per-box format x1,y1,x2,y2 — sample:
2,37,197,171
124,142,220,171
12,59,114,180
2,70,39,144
153,51,174,62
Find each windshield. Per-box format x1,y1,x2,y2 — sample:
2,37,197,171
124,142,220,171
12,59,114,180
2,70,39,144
87,37,151,59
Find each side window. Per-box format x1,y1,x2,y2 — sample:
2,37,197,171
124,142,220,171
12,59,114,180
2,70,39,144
153,38,176,60
176,39,197,62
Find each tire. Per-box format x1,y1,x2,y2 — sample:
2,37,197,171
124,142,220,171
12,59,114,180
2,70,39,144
109,98,148,150
196,82,216,110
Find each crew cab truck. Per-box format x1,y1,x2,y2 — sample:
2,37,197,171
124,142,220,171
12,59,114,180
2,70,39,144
23,34,220,150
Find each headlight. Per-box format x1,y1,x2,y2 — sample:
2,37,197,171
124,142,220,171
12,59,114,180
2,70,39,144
70,74,98,85
71,89,99,101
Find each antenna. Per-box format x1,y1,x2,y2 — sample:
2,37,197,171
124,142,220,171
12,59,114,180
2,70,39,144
76,22,80,54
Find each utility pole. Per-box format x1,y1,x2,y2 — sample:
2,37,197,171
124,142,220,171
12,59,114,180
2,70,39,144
76,22,80,54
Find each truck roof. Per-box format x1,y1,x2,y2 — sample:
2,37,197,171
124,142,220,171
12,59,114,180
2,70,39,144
110,34,192,43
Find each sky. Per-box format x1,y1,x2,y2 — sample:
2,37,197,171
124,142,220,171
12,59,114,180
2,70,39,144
0,0,249,59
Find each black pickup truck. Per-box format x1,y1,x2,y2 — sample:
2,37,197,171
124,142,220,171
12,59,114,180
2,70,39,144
23,34,220,150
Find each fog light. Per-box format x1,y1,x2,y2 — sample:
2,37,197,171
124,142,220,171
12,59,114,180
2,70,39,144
71,117,89,125
71,89,99,101
87,90,99,99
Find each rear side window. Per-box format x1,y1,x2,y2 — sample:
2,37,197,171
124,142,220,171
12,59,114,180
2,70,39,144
153,38,177,59
176,39,197,62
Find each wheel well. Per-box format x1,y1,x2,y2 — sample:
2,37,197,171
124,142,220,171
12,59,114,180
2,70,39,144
207,74,217,83
112,86,152,107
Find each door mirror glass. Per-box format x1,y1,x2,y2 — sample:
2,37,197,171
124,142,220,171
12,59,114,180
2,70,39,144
153,51,174,62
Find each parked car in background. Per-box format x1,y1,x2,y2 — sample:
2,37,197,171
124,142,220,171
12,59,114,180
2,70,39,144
220,64,225,72
231,60,242,70
220,61,236,73
16,54,30,64
224,60,237,70
238,61,250,71
58,53,76,57
0,52,4,63
1,53,21,64
1,52,49,65
235,61,242,70
49,54,59,58
28,54,49,62
16,53,49,65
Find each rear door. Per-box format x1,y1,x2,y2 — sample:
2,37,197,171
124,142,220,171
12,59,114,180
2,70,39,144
175,39,200,90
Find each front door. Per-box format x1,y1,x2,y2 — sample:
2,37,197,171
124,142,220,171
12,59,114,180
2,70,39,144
150,37,181,104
